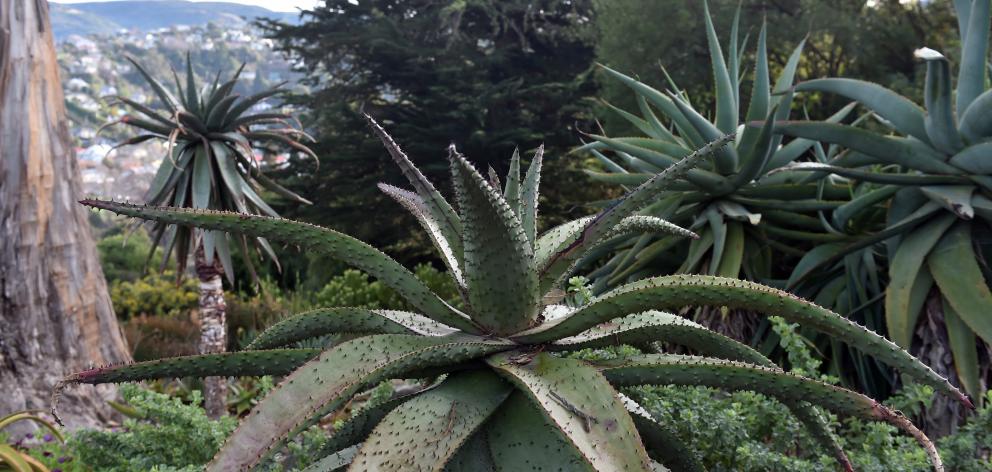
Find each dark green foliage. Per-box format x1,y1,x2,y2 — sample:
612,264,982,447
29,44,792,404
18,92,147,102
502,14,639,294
110,271,199,319
69,385,236,472
259,0,607,261
97,231,162,283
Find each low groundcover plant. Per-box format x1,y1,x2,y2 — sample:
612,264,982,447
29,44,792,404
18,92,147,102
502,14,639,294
56,117,967,471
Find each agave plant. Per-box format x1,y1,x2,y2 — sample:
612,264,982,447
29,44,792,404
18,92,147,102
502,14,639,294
772,0,992,403
578,3,858,296
59,118,964,471
104,54,315,416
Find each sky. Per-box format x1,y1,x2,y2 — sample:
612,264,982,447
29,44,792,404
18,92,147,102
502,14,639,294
51,0,322,13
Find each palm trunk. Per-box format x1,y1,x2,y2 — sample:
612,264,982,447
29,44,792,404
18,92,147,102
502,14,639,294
195,245,227,418
0,0,130,432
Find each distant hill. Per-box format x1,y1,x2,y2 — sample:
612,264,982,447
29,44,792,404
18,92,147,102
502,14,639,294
50,1,301,39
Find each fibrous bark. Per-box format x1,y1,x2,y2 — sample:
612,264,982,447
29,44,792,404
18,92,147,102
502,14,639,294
0,0,130,432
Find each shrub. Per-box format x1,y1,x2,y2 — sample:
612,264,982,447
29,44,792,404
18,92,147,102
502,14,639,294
96,231,161,283
69,384,236,472
110,271,198,319
314,263,461,310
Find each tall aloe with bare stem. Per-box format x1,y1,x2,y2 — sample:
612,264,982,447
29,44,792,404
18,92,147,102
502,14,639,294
103,54,315,417
60,118,965,471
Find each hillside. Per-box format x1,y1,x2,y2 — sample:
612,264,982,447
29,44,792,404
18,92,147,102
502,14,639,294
50,1,300,39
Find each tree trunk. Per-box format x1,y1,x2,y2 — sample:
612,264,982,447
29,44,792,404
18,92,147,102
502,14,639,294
0,0,130,432
195,245,227,418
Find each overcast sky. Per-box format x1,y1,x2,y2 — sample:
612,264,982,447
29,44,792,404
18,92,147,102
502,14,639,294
51,0,322,13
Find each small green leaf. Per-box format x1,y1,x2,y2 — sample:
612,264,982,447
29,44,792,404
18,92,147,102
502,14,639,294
520,145,544,246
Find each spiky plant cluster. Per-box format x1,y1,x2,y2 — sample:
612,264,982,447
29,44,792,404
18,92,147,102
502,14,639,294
58,117,966,471
104,54,314,277
578,2,856,292
774,0,992,402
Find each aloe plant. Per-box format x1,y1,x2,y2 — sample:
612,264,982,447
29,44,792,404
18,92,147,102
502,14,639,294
59,118,963,471
578,2,854,296
104,54,315,417
773,0,992,403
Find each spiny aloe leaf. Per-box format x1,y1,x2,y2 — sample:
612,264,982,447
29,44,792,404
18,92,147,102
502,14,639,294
245,308,456,350
302,446,358,472
448,146,539,335
62,350,320,385
597,354,942,472
441,428,495,472
928,222,992,345
771,122,959,174
617,393,704,472
520,145,543,246
350,370,512,470
207,334,510,471
551,310,851,469
795,79,929,143
486,352,651,470
957,0,990,115
540,135,733,292
310,388,430,464
504,148,522,217
486,392,595,471
536,215,696,295
379,184,465,286
515,275,970,407
365,116,463,261
917,48,964,154
79,201,479,334
599,215,698,242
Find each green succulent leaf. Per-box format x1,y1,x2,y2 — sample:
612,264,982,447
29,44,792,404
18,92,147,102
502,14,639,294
520,145,544,246
928,222,992,345
379,184,465,286
918,48,965,154
485,393,595,472
245,308,457,350
920,185,976,219
795,79,929,143
772,121,959,174
958,88,992,140
503,148,522,216
207,334,510,471
80,201,480,333
311,389,430,464
516,275,969,407
366,116,464,262
350,370,512,471
949,141,992,173
448,147,539,335
957,0,990,115
64,350,320,384
486,352,651,470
